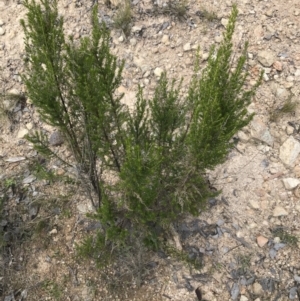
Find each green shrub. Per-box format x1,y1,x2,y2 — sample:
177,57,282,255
21,0,262,258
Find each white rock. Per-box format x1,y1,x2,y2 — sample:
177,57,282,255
26,123,33,130
294,275,300,283
253,282,264,296
273,206,288,217
110,0,122,7
286,125,294,135
118,35,124,42
161,34,169,44
131,26,142,32
77,202,93,214
274,237,281,243
238,131,249,142
263,73,269,81
279,136,300,166
202,52,209,61
129,38,137,46
250,116,273,146
215,36,222,43
257,50,275,67
249,199,260,209
154,67,164,77
183,42,191,51
240,296,248,301
276,88,289,100
8,88,19,95
282,178,300,190
295,69,300,77
0,27,5,36
49,228,57,235
221,18,229,27
17,128,29,139
286,76,294,82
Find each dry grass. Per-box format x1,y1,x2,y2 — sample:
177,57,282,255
270,94,297,122
113,0,132,37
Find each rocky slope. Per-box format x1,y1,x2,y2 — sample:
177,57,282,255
1,0,300,300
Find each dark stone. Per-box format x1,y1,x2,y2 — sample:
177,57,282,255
260,159,269,168
172,273,178,283
274,243,286,251
185,280,194,292
269,248,277,259
49,131,64,146
231,268,246,279
192,273,210,282
208,198,217,207
289,287,297,300
259,278,276,292
146,261,158,269
157,250,167,259
195,287,202,300
28,204,39,219
240,276,255,286
231,282,240,300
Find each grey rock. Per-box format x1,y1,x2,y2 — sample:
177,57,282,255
129,38,137,46
231,283,240,300
217,219,224,226
279,136,300,166
0,219,7,227
217,227,223,236
21,290,28,299
208,198,217,207
5,157,26,162
185,279,194,291
245,277,255,285
98,13,113,28
276,87,289,100
240,276,255,286
259,278,276,292
294,275,300,283
257,50,275,67
3,231,13,242
249,199,260,209
250,116,273,146
183,43,191,51
49,131,64,146
289,287,297,299
253,282,264,295
273,206,288,217
4,294,14,301
23,174,36,184
273,243,286,250
269,248,277,259
29,204,39,219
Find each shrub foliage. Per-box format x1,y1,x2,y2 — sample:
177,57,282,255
21,0,262,255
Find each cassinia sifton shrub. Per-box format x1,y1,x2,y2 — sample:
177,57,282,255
21,0,262,253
